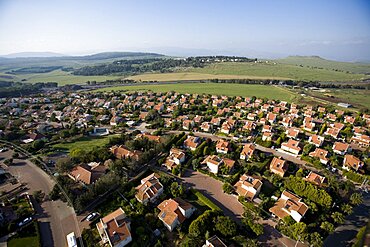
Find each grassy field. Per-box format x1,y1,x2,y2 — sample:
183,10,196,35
276,56,370,74
307,89,370,111
95,83,298,101
53,135,113,152
13,70,122,86
127,71,291,81
188,62,369,82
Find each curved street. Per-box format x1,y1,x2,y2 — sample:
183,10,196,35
0,149,78,247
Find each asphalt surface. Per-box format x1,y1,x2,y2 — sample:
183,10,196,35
179,169,306,247
0,150,78,247
324,192,370,247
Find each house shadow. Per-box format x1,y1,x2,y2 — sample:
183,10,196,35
11,161,27,167
38,221,54,247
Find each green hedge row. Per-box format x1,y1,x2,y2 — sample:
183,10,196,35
191,188,222,212
343,170,369,184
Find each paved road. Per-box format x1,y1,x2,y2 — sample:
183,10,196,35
0,150,77,247
180,169,245,221
324,192,370,247
178,169,306,247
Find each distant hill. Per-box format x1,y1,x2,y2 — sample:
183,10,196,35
1,52,66,58
0,51,166,72
276,55,370,74
76,52,165,60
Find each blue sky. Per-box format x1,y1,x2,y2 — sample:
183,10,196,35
0,0,369,61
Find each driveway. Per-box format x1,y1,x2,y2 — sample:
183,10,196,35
0,150,78,247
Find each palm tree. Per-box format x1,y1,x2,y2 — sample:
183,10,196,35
341,203,353,215
350,193,363,206
331,212,345,224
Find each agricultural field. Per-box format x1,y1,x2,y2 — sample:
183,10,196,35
126,62,369,82
95,83,299,102
187,62,369,82
127,71,291,81
13,70,122,86
52,135,113,152
276,56,370,74
307,89,370,111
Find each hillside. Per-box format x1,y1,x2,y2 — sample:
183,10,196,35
276,56,370,74
0,52,165,73
185,62,369,82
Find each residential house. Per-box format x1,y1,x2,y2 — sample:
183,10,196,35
135,173,164,204
200,122,213,132
96,208,132,247
262,131,273,142
333,142,350,155
281,139,301,155
286,128,300,140
136,133,162,142
269,190,308,222
234,174,262,200
309,148,329,165
204,235,227,247
304,171,326,186
351,135,370,148
163,148,186,170
308,135,324,147
240,143,255,161
69,162,107,185
270,157,288,177
216,139,230,154
202,155,223,174
183,136,201,151
343,155,364,172
110,146,142,161
157,198,196,232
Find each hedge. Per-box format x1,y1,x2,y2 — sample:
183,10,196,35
343,170,369,184
191,188,222,212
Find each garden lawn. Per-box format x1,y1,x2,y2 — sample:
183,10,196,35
7,222,40,247
52,135,113,153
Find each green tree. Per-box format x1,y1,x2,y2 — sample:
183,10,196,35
291,222,307,241
341,203,353,215
222,183,234,194
170,182,185,198
320,222,334,233
350,193,363,206
331,212,345,224
55,157,74,173
215,216,237,237
309,232,323,247
4,158,13,166
69,148,87,162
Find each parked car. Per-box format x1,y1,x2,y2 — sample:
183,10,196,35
0,147,8,152
18,217,32,227
86,212,99,221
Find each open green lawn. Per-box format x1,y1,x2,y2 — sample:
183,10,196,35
188,62,369,82
95,83,298,102
7,222,40,247
14,70,122,86
53,135,114,152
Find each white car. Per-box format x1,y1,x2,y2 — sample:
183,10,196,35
0,148,8,152
86,212,98,221
18,217,32,227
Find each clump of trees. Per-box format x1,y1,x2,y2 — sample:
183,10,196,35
284,176,332,209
